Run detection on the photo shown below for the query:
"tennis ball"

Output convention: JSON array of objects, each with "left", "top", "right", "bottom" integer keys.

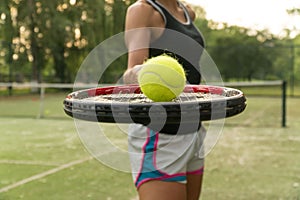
[{"left": 138, "top": 54, "right": 186, "bottom": 102}]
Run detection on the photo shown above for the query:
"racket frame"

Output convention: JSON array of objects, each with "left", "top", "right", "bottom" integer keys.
[{"left": 63, "top": 84, "right": 246, "bottom": 125}]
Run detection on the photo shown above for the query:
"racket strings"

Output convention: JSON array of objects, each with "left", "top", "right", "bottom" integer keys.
[
  {"left": 71, "top": 85, "right": 240, "bottom": 104},
  {"left": 63, "top": 85, "right": 247, "bottom": 125},
  {"left": 78, "top": 91, "right": 229, "bottom": 104}
]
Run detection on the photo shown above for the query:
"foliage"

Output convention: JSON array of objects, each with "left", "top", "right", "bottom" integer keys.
[
  {"left": 0, "top": 0, "right": 134, "bottom": 83},
  {"left": 193, "top": 5, "right": 299, "bottom": 83},
  {"left": 0, "top": 0, "right": 299, "bottom": 84}
]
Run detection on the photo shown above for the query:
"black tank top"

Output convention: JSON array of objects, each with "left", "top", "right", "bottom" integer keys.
[
  {"left": 146, "top": 0, "right": 205, "bottom": 84},
  {"left": 144, "top": 0, "right": 205, "bottom": 134}
]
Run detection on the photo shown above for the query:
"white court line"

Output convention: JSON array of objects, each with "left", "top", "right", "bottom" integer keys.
[
  {"left": 0, "top": 160, "right": 60, "bottom": 167},
  {"left": 0, "top": 156, "right": 93, "bottom": 193}
]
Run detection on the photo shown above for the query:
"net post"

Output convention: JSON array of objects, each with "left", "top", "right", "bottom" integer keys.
[
  {"left": 281, "top": 80, "right": 287, "bottom": 127},
  {"left": 38, "top": 86, "right": 45, "bottom": 119},
  {"left": 8, "top": 84, "right": 13, "bottom": 96}
]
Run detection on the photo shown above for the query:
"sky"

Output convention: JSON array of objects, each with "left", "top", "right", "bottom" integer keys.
[{"left": 185, "top": 0, "right": 300, "bottom": 37}]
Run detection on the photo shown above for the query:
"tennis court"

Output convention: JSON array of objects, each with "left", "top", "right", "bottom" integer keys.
[{"left": 0, "top": 91, "right": 299, "bottom": 199}]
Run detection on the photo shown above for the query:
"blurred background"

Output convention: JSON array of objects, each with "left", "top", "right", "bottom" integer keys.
[
  {"left": 0, "top": 0, "right": 299, "bottom": 91},
  {"left": 0, "top": 1, "right": 299, "bottom": 200}
]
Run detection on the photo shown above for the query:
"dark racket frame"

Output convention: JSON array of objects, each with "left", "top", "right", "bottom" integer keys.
[{"left": 63, "top": 84, "right": 246, "bottom": 134}]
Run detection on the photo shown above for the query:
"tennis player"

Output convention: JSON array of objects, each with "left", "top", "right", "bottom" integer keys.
[{"left": 123, "top": 0, "right": 206, "bottom": 199}]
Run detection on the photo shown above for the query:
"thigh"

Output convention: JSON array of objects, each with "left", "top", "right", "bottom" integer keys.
[
  {"left": 186, "top": 173, "right": 203, "bottom": 200},
  {"left": 138, "top": 180, "right": 187, "bottom": 200},
  {"left": 186, "top": 127, "right": 206, "bottom": 200}
]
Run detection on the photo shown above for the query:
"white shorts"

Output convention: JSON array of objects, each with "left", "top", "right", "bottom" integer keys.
[{"left": 128, "top": 124, "right": 206, "bottom": 188}]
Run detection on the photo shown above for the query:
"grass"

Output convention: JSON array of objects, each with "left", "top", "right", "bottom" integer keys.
[
  {"left": 0, "top": 160, "right": 135, "bottom": 200},
  {"left": 234, "top": 85, "right": 300, "bottom": 97},
  {"left": 0, "top": 92, "right": 300, "bottom": 199},
  {"left": 202, "top": 97, "right": 300, "bottom": 199}
]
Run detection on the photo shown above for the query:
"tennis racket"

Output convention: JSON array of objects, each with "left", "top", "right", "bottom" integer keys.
[{"left": 63, "top": 84, "right": 246, "bottom": 134}]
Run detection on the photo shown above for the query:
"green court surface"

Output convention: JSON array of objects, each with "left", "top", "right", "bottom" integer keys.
[{"left": 0, "top": 93, "right": 299, "bottom": 199}]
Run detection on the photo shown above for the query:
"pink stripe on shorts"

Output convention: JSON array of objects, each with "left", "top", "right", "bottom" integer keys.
[{"left": 128, "top": 124, "right": 206, "bottom": 188}]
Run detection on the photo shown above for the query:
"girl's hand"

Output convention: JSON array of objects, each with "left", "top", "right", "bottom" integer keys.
[{"left": 123, "top": 65, "right": 143, "bottom": 84}]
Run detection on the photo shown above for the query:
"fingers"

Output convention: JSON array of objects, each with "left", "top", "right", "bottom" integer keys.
[
  {"left": 132, "top": 65, "right": 143, "bottom": 73},
  {"left": 123, "top": 65, "right": 143, "bottom": 84}
]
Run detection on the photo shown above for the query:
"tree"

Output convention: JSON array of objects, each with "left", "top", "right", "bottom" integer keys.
[
  {"left": 207, "top": 25, "right": 274, "bottom": 81},
  {"left": 0, "top": 0, "right": 16, "bottom": 83},
  {"left": 1, "top": 1, "right": 296, "bottom": 85}
]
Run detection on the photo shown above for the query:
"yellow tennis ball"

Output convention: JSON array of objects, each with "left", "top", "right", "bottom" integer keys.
[{"left": 138, "top": 54, "right": 186, "bottom": 102}]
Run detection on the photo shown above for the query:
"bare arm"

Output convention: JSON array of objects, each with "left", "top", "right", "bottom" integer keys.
[{"left": 123, "top": 1, "right": 155, "bottom": 84}]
